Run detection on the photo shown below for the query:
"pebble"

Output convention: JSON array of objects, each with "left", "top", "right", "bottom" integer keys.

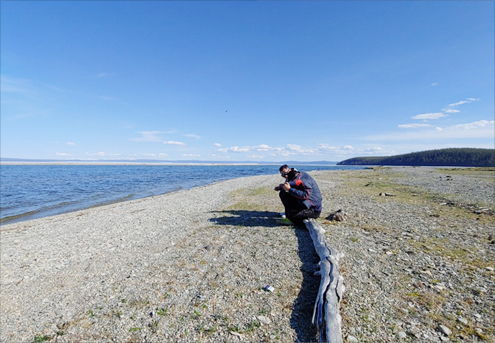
[
  {"left": 439, "top": 325, "right": 452, "bottom": 336},
  {"left": 256, "top": 315, "right": 271, "bottom": 325}
]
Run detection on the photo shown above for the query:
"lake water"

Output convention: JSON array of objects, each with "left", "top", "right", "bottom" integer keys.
[{"left": 0, "top": 164, "right": 363, "bottom": 225}]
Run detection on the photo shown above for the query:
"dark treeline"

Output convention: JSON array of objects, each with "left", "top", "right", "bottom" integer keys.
[{"left": 337, "top": 148, "right": 495, "bottom": 167}]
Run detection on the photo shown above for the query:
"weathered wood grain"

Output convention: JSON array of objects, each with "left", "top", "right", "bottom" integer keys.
[{"left": 304, "top": 218, "right": 345, "bottom": 343}]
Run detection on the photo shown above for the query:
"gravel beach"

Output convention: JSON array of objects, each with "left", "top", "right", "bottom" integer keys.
[{"left": 1, "top": 167, "right": 494, "bottom": 343}]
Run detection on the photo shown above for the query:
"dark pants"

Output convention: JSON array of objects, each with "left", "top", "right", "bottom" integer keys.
[{"left": 279, "top": 191, "right": 321, "bottom": 226}]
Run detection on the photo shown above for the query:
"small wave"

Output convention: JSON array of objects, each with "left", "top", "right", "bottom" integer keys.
[
  {"left": 0, "top": 210, "right": 40, "bottom": 225},
  {"left": 87, "top": 194, "right": 135, "bottom": 209},
  {"left": 1, "top": 194, "right": 136, "bottom": 225},
  {"left": 166, "top": 186, "right": 183, "bottom": 194}
]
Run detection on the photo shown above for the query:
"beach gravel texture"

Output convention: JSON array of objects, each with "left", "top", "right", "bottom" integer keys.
[{"left": 1, "top": 167, "right": 494, "bottom": 343}]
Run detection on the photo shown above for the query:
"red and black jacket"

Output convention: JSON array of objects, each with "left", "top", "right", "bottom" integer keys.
[{"left": 287, "top": 172, "right": 322, "bottom": 212}]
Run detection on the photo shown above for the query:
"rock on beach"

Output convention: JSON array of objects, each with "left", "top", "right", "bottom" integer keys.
[{"left": 1, "top": 167, "right": 494, "bottom": 342}]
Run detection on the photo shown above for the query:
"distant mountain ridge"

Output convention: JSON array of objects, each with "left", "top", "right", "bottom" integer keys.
[{"left": 337, "top": 148, "right": 495, "bottom": 167}]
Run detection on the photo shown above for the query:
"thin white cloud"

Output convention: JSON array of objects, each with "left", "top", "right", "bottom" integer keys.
[
  {"left": 447, "top": 98, "right": 480, "bottom": 107},
  {"left": 317, "top": 144, "right": 339, "bottom": 151},
  {"left": 365, "top": 147, "right": 382, "bottom": 152},
  {"left": 219, "top": 146, "right": 250, "bottom": 153},
  {"left": 185, "top": 134, "right": 201, "bottom": 140},
  {"left": 217, "top": 143, "right": 359, "bottom": 158},
  {"left": 183, "top": 154, "right": 201, "bottom": 157},
  {"left": 218, "top": 144, "right": 281, "bottom": 153},
  {"left": 82, "top": 152, "right": 124, "bottom": 158},
  {"left": 66, "top": 142, "right": 76, "bottom": 145},
  {"left": 409, "top": 98, "right": 482, "bottom": 122},
  {"left": 412, "top": 112, "right": 447, "bottom": 120},
  {"left": 56, "top": 152, "right": 71, "bottom": 156},
  {"left": 1, "top": 75, "right": 30, "bottom": 93},
  {"left": 431, "top": 83, "right": 438, "bottom": 86},
  {"left": 256, "top": 144, "right": 278, "bottom": 152},
  {"left": 214, "top": 143, "right": 222, "bottom": 147},
  {"left": 365, "top": 120, "right": 495, "bottom": 141},
  {"left": 130, "top": 131, "right": 164, "bottom": 142},
  {"left": 398, "top": 124, "right": 432, "bottom": 129},
  {"left": 286, "top": 144, "right": 315, "bottom": 154},
  {"left": 448, "top": 101, "right": 469, "bottom": 107},
  {"left": 451, "top": 120, "right": 494, "bottom": 130},
  {"left": 163, "top": 140, "right": 186, "bottom": 145}
]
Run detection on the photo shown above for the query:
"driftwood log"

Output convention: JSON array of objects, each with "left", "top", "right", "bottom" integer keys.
[{"left": 304, "top": 218, "right": 345, "bottom": 343}]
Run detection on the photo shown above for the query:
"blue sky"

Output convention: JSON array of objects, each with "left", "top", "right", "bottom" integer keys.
[{"left": 1, "top": 1, "right": 494, "bottom": 162}]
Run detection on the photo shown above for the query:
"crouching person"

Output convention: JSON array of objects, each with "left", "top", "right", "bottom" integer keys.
[{"left": 274, "top": 164, "right": 322, "bottom": 227}]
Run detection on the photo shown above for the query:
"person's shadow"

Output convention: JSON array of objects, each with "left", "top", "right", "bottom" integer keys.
[
  {"left": 290, "top": 228, "right": 320, "bottom": 342},
  {"left": 209, "top": 210, "right": 320, "bottom": 342},
  {"left": 209, "top": 210, "right": 281, "bottom": 227}
]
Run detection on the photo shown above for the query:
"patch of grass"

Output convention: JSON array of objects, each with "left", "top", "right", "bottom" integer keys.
[
  {"left": 227, "top": 186, "right": 277, "bottom": 212},
  {"left": 229, "top": 325, "right": 242, "bottom": 333},
  {"left": 435, "top": 167, "right": 495, "bottom": 178},
  {"left": 150, "top": 320, "right": 159, "bottom": 331},
  {"left": 246, "top": 187, "right": 274, "bottom": 197},
  {"left": 199, "top": 325, "right": 218, "bottom": 334},
  {"left": 156, "top": 307, "right": 168, "bottom": 316},
  {"left": 339, "top": 169, "right": 442, "bottom": 205},
  {"left": 408, "top": 237, "right": 491, "bottom": 270},
  {"left": 360, "top": 224, "right": 390, "bottom": 233},
  {"left": 227, "top": 201, "right": 267, "bottom": 211},
  {"left": 432, "top": 201, "right": 494, "bottom": 225},
  {"left": 87, "top": 310, "right": 95, "bottom": 319},
  {"left": 33, "top": 336, "right": 51, "bottom": 343},
  {"left": 407, "top": 290, "right": 445, "bottom": 311},
  {"left": 128, "top": 296, "right": 150, "bottom": 308},
  {"left": 245, "top": 320, "right": 261, "bottom": 332}
]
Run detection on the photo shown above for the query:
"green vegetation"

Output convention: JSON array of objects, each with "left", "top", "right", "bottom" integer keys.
[
  {"left": 156, "top": 307, "right": 168, "bottom": 316},
  {"left": 227, "top": 186, "right": 276, "bottom": 212},
  {"left": 337, "top": 148, "right": 495, "bottom": 167},
  {"left": 33, "top": 336, "right": 51, "bottom": 343}
]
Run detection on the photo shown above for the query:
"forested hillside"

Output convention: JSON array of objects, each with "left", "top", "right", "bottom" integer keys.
[{"left": 337, "top": 148, "right": 495, "bottom": 167}]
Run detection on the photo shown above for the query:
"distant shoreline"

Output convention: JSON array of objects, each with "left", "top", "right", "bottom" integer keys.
[
  {"left": 0, "top": 161, "right": 341, "bottom": 167},
  {"left": 0, "top": 161, "right": 273, "bottom": 166},
  {"left": 0, "top": 158, "right": 338, "bottom": 166}
]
